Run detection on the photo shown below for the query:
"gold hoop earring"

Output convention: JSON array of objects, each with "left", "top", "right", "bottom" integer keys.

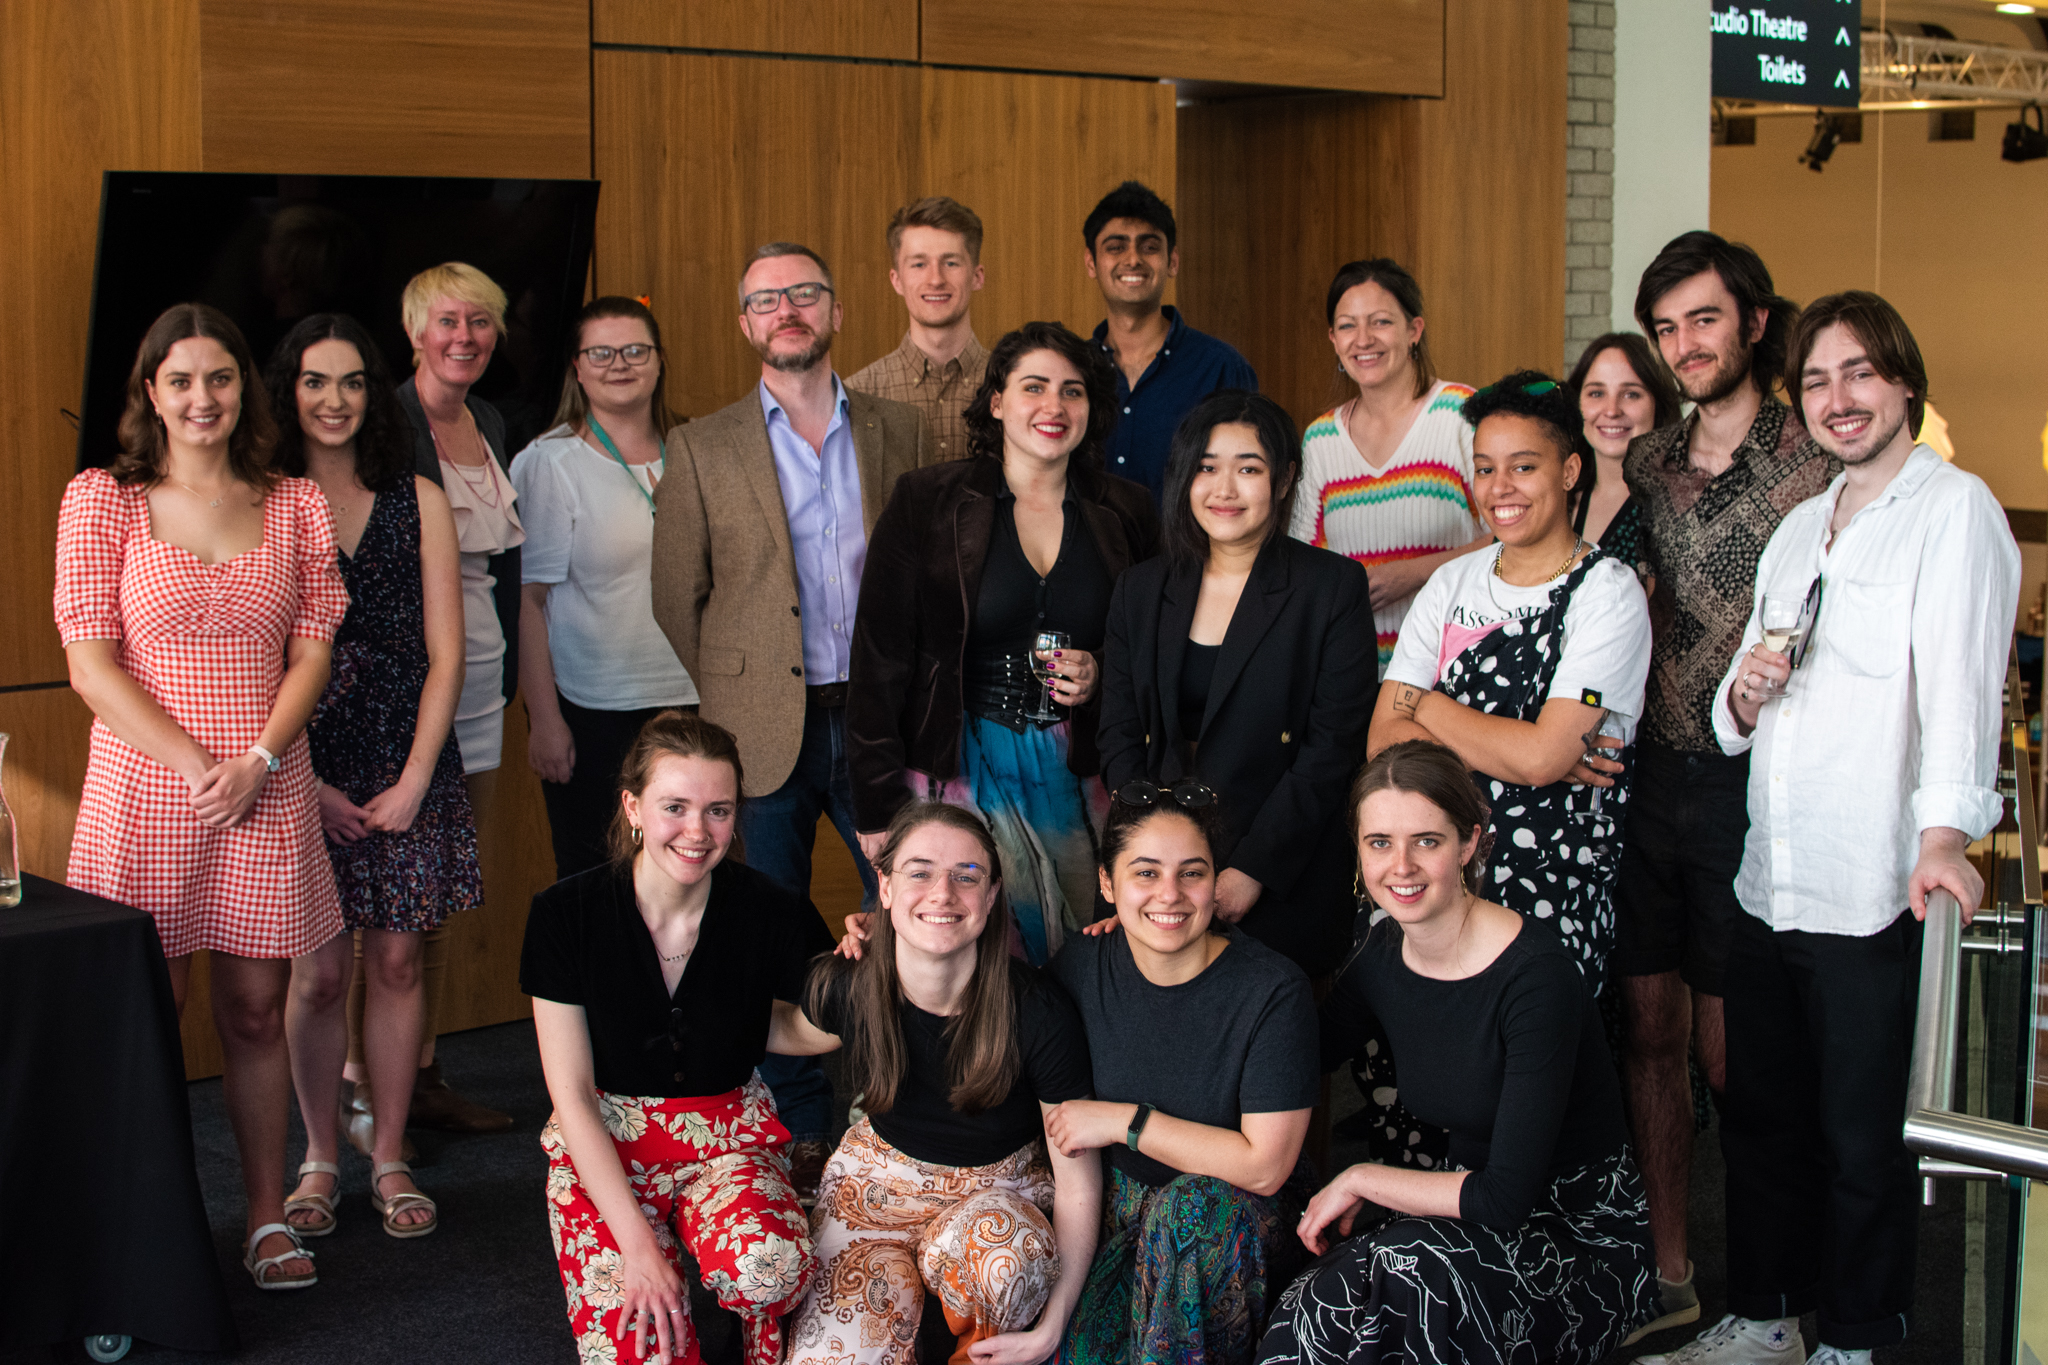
[{"left": 630, "top": 824, "right": 644, "bottom": 846}]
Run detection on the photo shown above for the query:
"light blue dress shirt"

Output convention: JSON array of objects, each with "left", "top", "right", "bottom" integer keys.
[{"left": 760, "top": 377, "right": 866, "bottom": 684}]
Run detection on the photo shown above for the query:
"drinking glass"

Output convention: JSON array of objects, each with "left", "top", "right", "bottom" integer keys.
[
  {"left": 1752, "top": 592, "right": 1807, "bottom": 699},
  {"left": 1028, "top": 631, "right": 1071, "bottom": 725},
  {"left": 1586, "top": 713, "right": 1628, "bottom": 817},
  {"left": 0, "top": 733, "right": 19, "bottom": 908}
]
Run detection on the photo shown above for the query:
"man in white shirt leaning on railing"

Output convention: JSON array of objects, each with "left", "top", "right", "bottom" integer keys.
[{"left": 1638, "top": 292, "right": 2020, "bottom": 1365}]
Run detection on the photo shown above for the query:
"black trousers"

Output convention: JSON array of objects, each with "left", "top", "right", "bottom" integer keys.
[
  {"left": 538, "top": 694, "right": 690, "bottom": 880},
  {"left": 1721, "top": 906, "right": 1921, "bottom": 1350}
]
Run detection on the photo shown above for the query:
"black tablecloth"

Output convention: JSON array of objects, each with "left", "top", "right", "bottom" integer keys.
[{"left": 0, "top": 874, "right": 237, "bottom": 1352}]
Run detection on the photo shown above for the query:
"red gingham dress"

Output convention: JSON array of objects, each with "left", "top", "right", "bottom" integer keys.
[{"left": 55, "top": 469, "right": 351, "bottom": 959}]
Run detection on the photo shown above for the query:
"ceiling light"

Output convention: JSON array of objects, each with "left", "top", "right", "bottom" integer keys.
[{"left": 1997, "top": 3, "right": 2035, "bottom": 14}]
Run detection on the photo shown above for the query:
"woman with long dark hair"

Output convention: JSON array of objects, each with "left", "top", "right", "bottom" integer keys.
[
  {"left": 57, "top": 303, "right": 349, "bottom": 1288},
  {"left": 521, "top": 711, "right": 830, "bottom": 1365},
  {"left": 1564, "top": 332, "right": 1682, "bottom": 582},
  {"left": 1257, "top": 741, "right": 1654, "bottom": 1364},
  {"left": 1289, "top": 259, "right": 1492, "bottom": 672},
  {"left": 848, "top": 321, "right": 1157, "bottom": 963},
  {"left": 268, "top": 313, "right": 480, "bottom": 1241},
  {"left": 1096, "top": 390, "right": 1374, "bottom": 977},
  {"left": 513, "top": 295, "right": 697, "bottom": 879},
  {"left": 776, "top": 801, "right": 1101, "bottom": 1365}
]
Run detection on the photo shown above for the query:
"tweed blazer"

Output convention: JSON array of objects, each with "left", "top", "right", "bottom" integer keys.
[{"left": 649, "top": 382, "right": 932, "bottom": 796}]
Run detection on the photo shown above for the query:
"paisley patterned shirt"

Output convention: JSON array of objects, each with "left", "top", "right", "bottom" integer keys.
[{"left": 1624, "top": 397, "right": 1837, "bottom": 753}]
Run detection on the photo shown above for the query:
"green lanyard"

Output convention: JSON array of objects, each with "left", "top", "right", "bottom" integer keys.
[{"left": 586, "top": 413, "right": 662, "bottom": 515}]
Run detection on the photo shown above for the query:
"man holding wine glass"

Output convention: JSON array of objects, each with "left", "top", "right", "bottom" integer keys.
[{"left": 1665, "top": 292, "right": 2019, "bottom": 1365}]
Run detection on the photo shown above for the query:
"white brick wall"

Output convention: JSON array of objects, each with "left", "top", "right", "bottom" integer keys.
[{"left": 1565, "top": 2, "right": 1617, "bottom": 371}]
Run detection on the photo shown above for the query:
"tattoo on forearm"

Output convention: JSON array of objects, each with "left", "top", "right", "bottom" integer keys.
[{"left": 1393, "top": 684, "right": 1423, "bottom": 720}]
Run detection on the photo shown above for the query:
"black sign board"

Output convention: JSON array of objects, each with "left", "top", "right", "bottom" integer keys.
[{"left": 1712, "top": 1, "right": 1861, "bottom": 107}]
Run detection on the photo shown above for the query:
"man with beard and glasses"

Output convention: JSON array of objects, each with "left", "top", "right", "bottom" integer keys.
[
  {"left": 1647, "top": 295, "right": 2018, "bottom": 1365},
  {"left": 1610, "top": 232, "right": 1838, "bottom": 1346},
  {"left": 1083, "top": 180, "right": 1257, "bottom": 501},
  {"left": 650, "top": 241, "right": 935, "bottom": 1201}
]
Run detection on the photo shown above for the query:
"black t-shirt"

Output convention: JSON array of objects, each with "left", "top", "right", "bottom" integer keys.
[
  {"left": 1321, "top": 917, "right": 1629, "bottom": 1231},
  {"left": 965, "top": 483, "right": 1114, "bottom": 656},
  {"left": 519, "top": 860, "right": 833, "bottom": 1098},
  {"left": 804, "top": 958, "right": 1093, "bottom": 1168},
  {"left": 1050, "top": 927, "right": 1318, "bottom": 1187}
]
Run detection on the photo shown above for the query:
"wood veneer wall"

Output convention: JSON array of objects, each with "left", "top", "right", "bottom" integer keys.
[{"left": 1177, "top": 0, "right": 1569, "bottom": 431}]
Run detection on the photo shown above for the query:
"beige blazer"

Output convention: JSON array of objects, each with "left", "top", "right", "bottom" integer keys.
[{"left": 650, "top": 382, "right": 933, "bottom": 796}]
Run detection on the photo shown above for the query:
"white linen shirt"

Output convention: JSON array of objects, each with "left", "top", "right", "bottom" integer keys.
[
  {"left": 511, "top": 425, "right": 698, "bottom": 711},
  {"left": 1711, "top": 444, "right": 2019, "bottom": 935}
]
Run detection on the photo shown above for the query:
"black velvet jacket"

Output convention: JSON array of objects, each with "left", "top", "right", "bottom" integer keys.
[
  {"left": 1097, "top": 534, "right": 1375, "bottom": 975},
  {"left": 847, "top": 455, "right": 1158, "bottom": 832}
]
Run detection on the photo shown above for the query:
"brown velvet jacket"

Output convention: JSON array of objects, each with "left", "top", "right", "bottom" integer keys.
[{"left": 846, "top": 454, "right": 1158, "bottom": 832}]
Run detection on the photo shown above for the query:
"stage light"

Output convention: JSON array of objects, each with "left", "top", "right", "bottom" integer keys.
[
  {"left": 1799, "top": 109, "right": 1842, "bottom": 171},
  {"left": 2004, "top": 105, "right": 2048, "bottom": 161},
  {"left": 1996, "top": 4, "right": 2035, "bottom": 15}
]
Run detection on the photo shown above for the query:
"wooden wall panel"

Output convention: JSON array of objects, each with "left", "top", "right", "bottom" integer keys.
[
  {"left": 921, "top": 0, "right": 1443, "bottom": 98},
  {"left": 1177, "top": 0, "right": 1565, "bottom": 433},
  {"left": 917, "top": 68, "right": 1178, "bottom": 344},
  {"left": 595, "top": 0, "right": 917, "bottom": 61},
  {"left": 0, "top": 0, "right": 203, "bottom": 688},
  {"left": 198, "top": 0, "right": 590, "bottom": 177},
  {"left": 0, "top": 688, "right": 94, "bottom": 881}
]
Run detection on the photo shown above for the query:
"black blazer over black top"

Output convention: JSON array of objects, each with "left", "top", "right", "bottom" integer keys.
[
  {"left": 397, "top": 376, "right": 520, "bottom": 704},
  {"left": 1098, "top": 533, "right": 1375, "bottom": 975},
  {"left": 847, "top": 455, "right": 1158, "bottom": 833}
]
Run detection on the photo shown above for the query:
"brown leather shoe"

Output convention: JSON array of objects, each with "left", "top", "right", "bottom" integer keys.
[
  {"left": 786, "top": 1140, "right": 830, "bottom": 1207},
  {"left": 408, "top": 1062, "right": 514, "bottom": 1133},
  {"left": 342, "top": 1082, "right": 418, "bottom": 1163}
]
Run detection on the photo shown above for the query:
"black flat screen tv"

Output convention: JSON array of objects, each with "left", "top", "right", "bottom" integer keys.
[{"left": 79, "top": 171, "right": 600, "bottom": 471}]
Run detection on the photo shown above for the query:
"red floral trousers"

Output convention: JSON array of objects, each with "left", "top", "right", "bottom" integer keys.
[{"left": 543, "top": 1075, "right": 816, "bottom": 1365}]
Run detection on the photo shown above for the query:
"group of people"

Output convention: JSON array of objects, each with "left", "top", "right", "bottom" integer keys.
[{"left": 53, "top": 172, "right": 2020, "bottom": 1365}]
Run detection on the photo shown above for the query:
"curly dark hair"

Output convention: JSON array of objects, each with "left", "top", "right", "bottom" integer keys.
[
  {"left": 265, "top": 313, "right": 415, "bottom": 491},
  {"left": 962, "top": 322, "right": 1117, "bottom": 468},
  {"left": 1460, "top": 369, "right": 1591, "bottom": 468},
  {"left": 111, "top": 303, "right": 279, "bottom": 488},
  {"left": 1083, "top": 180, "right": 1176, "bottom": 254}
]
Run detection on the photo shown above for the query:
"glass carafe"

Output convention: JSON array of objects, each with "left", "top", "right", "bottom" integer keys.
[{"left": 0, "top": 733, "right": 19, "bottom": 907}]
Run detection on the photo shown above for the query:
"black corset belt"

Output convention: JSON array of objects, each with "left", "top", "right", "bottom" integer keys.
[{"left": 962, "top": 652, "right": 1059, "bottom": 733}]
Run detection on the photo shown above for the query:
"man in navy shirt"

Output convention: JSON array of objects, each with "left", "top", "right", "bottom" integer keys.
[{"left": 1083, "top": 180, "right": 1258, "bottom": 500}]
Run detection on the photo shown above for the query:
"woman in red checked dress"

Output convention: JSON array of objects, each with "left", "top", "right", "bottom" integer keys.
[{"left": 56, "top": 303, "right": 350, "bottom": 1292}]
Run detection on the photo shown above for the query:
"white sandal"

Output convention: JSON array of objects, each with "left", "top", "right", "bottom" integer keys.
[
  {"left": 243, "top": 1222, "right": 317, "bottom": 1290},
  {"left": 283, "top": 1161, "right": 339, "bottom": 1237},
  {"left": 369, "top": 1160, "right": 439, "bottom": 1239}
]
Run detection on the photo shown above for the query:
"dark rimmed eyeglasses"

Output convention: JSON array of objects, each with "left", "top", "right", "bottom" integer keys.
[
  {"left": 742, "top": 283, "right": 834, "bottom": 315},
  {"left": 1113, "top": 779, "right": 1218, "bottom": 810},
  {"left": 577, "top": 343, "right": 660, "bottom": 368}
]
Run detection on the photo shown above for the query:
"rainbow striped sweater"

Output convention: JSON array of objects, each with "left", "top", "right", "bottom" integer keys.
[{"left": 1286, "top": 380, "right": 1478, "bottom": 669}]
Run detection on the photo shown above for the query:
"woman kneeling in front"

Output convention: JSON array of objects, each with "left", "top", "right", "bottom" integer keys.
[
  {"left": 1257, "top": 740, "right": 1654, "bottom": 1365},
  {"left": 777, "top": 802, "right": 1101, "bottom": 1365},
  {"left": 521, "top": 713, "right": 829, "bottom": 1365},
  {"left": 1049, "top": 786, "right": 1320, "bottom": 1365}
]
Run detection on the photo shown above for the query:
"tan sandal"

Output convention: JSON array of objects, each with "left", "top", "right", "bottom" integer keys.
[
  {"left": 370, "top": 1160, "right": 438, "bottom": 1239},
  {"left": 283, "top": 1161, "right": 339, "bottom": 1237},
  {"left": 243, "top": 1222, "right": 317, "bottom": 1290}
]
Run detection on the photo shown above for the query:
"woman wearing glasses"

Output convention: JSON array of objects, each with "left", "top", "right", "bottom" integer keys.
[
  {"left": 1096, "top": 390, "right": 1375, "bottom": 979},
  {"left": 847, "top": 321, "right": 1157, "bottom": 964},
  {"left": 776, "top": 801, "right": 1101, "bottom": 1365},
  {"left": 1361, "top": 373, "right": 1651, "bottom": 1168},
  {"left": 522, "top": 711, "right": 830, "bottom": 1365},
  {"left": 1047, "top": 783, "right": 1318, "bottom": 1365},
  {"left": 513, "top": 296, "right": 698, "bottom": 877}
]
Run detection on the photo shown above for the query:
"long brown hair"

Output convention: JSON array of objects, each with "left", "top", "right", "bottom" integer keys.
[
  {"left": 552, "top": 295, "right": 684, "bottom": 437},
  {"left": 1350, "top": 740, "right": 1494, "bottom": 893},
  {"left": 112, "top": 303, "right": 279, "bottom": 489},
  {"left": 608, "top": 711, "right": 747, "bottom": 865},
  {"left": 803, "top": 803, "right": 1020, "bottom": 1116}
]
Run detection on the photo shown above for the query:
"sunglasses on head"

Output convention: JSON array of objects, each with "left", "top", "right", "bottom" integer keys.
[{"left": 1113, "top": 779, "right": 1217, "bottom": 810}]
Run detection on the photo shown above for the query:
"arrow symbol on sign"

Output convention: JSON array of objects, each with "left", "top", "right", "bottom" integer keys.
[
  {"left": 1835, "top": 68, "right": 1851, "bottom": 88},
  {"left": 1836, "top": 26, "right": 1852, "bottom": 44}
]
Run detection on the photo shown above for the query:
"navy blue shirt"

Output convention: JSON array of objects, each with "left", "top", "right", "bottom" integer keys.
[{"left": 1092, "top": 307, "right": 1258, "bottom": 500}]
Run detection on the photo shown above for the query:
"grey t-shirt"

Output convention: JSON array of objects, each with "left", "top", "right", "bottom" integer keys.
[{"left": 1050, "top": 926, "right": 1319, "bottom": 1186}]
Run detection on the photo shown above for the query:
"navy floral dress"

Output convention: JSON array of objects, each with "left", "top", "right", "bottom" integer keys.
[
  {"left": 1355, "top": 553, "right": 1636, "bottom": 1170},
  {"left": 309, "top": 476, "right": 483, "bottom": 932}
]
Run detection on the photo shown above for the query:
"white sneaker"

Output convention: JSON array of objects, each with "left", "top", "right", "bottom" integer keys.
[
  {"left": 1635, "top": 1314, "right": 1805, "bottom": 1364},
  {"left": 1806, "top": 1348, "right": 1870, "bottom": 1365}
]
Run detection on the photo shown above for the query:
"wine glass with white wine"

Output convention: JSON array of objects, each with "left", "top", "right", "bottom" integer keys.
[
  {"left": 1752, "top": 592, "right": 1807, "bottom": 699},
  {"left": 1027, "top": 631, "right": 1071, "bottom": 725}
]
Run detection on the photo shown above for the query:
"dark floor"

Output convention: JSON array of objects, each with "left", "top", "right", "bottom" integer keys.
[{"left": 3, "top": 1021, "right": 1977, "bottom": 1364}]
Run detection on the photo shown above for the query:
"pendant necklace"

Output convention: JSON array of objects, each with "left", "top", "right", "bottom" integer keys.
[{"left": 176, "top": 479, "right": 227, "bottom": 508}]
